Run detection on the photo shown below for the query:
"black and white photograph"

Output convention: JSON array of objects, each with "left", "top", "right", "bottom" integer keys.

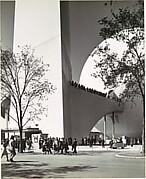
[{"left": 1, "top": 0, "right": 145, "bottom": 178}]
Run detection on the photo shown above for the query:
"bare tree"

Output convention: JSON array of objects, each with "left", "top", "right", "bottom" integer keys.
[
  {"left": 1, "top": 45, "right": 56, "bottom": 152},
  {"left": 92, "top": 1, "right": 145, "bottom": 154}
]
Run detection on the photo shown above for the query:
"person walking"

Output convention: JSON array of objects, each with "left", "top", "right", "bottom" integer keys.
[
  {"left": 46, "top": 138, "right": 52, "bottom": 154},
  {"left": 1, "top": 138, "right": 9, "bottom": 161},
  {"left": 42, "top": 139, "right": 47, "bottom": 154},
  {"left": 53, "top": 137, "right": 59, "bottom": 154},
  {"left": 9, "top": 135, "right": 16, "bottom": 162},
  {"left": 27, "top": 138, "right": 33, "bottom": 150},
  {"left": 130, "top": 138, "right": 134, "bottom": 147},
  {"left": 81, "top": 137, "right": 84, "bottom": 146},
  {"left": 60, "top": 139, "right": 64, "bottom": 154},
  {"left": 109, "top": 139, "right": 113, "bottom": 148},
  {"left": 101, "top": 139, "right": 105, "bottom": 148},
  {"left": 39, "top": 138, "right": 44, "bottom": 149},
  {"left": 72, "top": 138, "right": 77, "bottom": 153},
  {"left": 64, "top": 139, "right": 69, "bottom": 154}
]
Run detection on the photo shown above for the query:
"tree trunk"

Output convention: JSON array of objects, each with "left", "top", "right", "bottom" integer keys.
[
  {"left": 19, "top": 109, "right": 23, "bottom": 153},
  {"left": 19, "top": 126, "right": 23, "bottom": 153}
]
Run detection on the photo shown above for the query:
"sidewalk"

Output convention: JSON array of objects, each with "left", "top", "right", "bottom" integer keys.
[
  {"left": 1, "top": 144, "right": 144, "bottom": 158},
  {"left": 77, "top": 145, "right": 145, "bottom": 158},
  {"left": 77, "top": 144, "right": 142, "bottom": 152},
  {"left": 1, "top": 145, "right": 145, "bottom": 178},
  {"left": 25, "top": 144, "right": 144, "bottom": 158}
]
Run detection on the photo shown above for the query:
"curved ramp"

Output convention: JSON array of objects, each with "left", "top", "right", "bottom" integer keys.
[{"left": 66, "top": 86, "right": 124, "bottom": 140}]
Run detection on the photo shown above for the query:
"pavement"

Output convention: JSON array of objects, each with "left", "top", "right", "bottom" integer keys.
[
  {"left": 1, "top": 145, "right": 145, "bottom": 178},
  {"left": 28, "top": 144, "right": 145, "bottom": 158}
]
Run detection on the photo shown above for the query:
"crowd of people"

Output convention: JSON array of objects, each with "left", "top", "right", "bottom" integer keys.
[
  {"left": 70, "top": 81, "right": 106, "bottom": 97},
  {"left": 81, "top": 136, "right": 105, "bottom": 148},
  {"left": 70, "top": 81, "right": 123, "bottom": 103},
  {"left": 39, "top": 137, "right": 77, "bottom": 155},
  {"left": 1, "top": 136, "right": 78, "bottom": 162},
  {"left": 80, "top": 135, "right": 142, "bottom": 148},
  {"left": 81, "top": 136, "right": 97, "bottom": 146},
  {"left": 1, "top": 136, "right": 34, "bottom": 162},
  {"left": 1, "top": 135, "right": 16, "bottom": 162},
  {"left": 13, "top": 138, "right": 33, "bottom": 152},
  {"left": 1, "top": 134, "right": 142, "bottom": 162}
]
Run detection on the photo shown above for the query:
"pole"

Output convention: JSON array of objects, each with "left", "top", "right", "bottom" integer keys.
[
  {"left": 104, "top": 115, "right": 106, "bottom": 142},
  {"left": 5, "top": 109, "right": 9, "bottom": 139},
  {"left": 112, "top": 112, "right": 115, "bottom": 140}
]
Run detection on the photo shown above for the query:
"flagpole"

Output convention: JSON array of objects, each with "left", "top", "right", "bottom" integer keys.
[{"left": 6, "top": 109, "right": 9, "bottom": 139}]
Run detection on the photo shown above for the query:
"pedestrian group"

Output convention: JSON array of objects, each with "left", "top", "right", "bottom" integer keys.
[
  {"left": 1, "top": 135, "right": 16, "bottom": 162},
  {"left": 39, "top": 137, "right": 77, "bottom": 155},
  {"left": 1, "top": 136, "right": 78, "bottom": 162}
]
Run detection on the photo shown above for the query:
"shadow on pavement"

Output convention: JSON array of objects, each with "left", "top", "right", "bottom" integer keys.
[{"left": 1, "top": 162, "right": 97, "bottom": 178}]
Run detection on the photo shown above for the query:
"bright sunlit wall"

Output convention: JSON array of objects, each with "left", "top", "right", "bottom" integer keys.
[{"left": 13, "top": 0, "right": 64, "bottom": 137}]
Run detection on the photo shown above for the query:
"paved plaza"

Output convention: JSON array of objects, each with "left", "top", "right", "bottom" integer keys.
[{"left": 1, "top": 145, "right": 145, "bottom": 178}]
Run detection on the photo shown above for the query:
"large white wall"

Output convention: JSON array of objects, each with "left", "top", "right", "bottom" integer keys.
[{"left": 13, "top": 0, "right": 64, "bottom": 137}]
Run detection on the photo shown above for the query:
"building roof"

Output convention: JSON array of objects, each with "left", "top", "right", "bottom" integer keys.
[{"left": 91, "top": 126, "right": 101, "bottom": 133}]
